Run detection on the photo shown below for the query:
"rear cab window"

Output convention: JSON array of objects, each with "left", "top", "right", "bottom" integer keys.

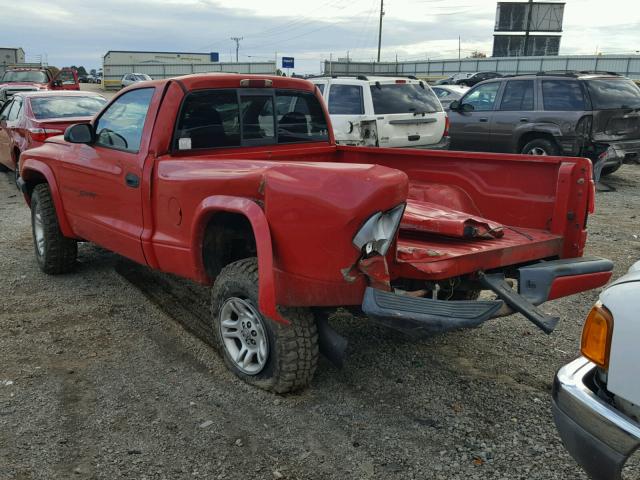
[
  {"left": 174, "top": 88, "right": 329, "bottom": 150},
  {"left": 370, "top": 82, "right": 442, "bottom": 114},
  {"left": 542, "top": 80, "right": 586, "bottom": 111}
]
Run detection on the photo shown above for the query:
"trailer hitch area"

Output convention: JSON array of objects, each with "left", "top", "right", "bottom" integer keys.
[{"left": 478, "top": 272, "right": 559, "bottom": 334}]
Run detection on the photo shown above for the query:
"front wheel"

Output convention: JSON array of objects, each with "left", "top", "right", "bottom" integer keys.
[
  {"left": 31, "top": 184, "right": 77, "bottom": 274},
  {"left": 211, "top": 258, "right": 319, "bottom": 393},
  {"left": 521, "top": 138, "right": 559, "bottom": 156}
]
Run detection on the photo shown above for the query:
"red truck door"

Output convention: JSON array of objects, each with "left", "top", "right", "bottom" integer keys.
[
  {"left": 57, "top": 88, "right": 156, "bottom": 263},
  {"left": 52, "top": 68, "right": 79, "bottom": 90}
]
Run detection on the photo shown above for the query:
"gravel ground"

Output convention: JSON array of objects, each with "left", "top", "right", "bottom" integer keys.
[{"left": 1, "top": 166, "right": 639, "bottom": 480}]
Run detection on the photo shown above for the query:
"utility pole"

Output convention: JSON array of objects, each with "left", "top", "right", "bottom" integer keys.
[
  {"left": 377, "top": 0, "right": 384, "bottom": 62},
  {"left": 523, "top": 0, "right": 533, "bottom": 56},
  {"left": 458, "top": 36, "right": 461, "bottom": 60},
  {"left": 230, "top": 37, "right": 243, "bottom": 62}
]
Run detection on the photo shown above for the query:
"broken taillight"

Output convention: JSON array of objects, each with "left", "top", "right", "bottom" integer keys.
[{"left": 27, "top": 127, "right": 63, "bottom": 142}]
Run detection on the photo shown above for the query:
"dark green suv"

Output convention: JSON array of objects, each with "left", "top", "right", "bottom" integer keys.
[{"left": 448, "top": 72, "right": 640, "bottom": 177}]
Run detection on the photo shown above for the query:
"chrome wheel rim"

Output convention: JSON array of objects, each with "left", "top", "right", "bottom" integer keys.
[
  {"left": 219, "top": 297, "right": 269, "bottom": 375},
  {"left": 33, "top": 202, "right": 45, "bottom": 256},
  {"left": 527, "top": 147, "right": 548, "bottom": 156}
]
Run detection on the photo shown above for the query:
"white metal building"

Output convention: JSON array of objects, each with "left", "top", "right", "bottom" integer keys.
[
  {"left": 0, "top": 47, "right": 25, "bottom": 75},
  {"left": 102, "top": 50, "right": 276, "bottom": 89}
]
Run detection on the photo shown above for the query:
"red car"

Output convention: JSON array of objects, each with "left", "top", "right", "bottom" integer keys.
[
  {"left": 0, "top": 67, "right": 80, "bottom": 105},
  {"left": 0, "top": 91, "right": 106, "bottom": 185},
  {"left": 18, "top": 74, "right": 612, "bottom": 393}
]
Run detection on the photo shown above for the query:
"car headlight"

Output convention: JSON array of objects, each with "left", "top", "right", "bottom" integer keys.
[{"left": 352, "top": 204, "right": 405, "bottom": 257}]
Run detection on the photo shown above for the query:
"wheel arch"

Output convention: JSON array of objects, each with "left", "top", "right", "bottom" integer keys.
[
  {"left": 191, "top": 195, "right": 284, "bottom": 324},
  {"left": 20, "top": 159, "right": 76, "bottom": 238},
  {"left": 517, "top": 128, "right": 561, "bottom": 153}
]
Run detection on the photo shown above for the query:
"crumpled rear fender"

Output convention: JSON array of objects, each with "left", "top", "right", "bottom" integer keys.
[{"left": 191, "top": 195, "right": 284, "bottom": 324}]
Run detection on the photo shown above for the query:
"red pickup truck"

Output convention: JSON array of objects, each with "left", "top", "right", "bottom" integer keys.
[{"left": 17, "top": 74, "right": 613, "bottom": 393}]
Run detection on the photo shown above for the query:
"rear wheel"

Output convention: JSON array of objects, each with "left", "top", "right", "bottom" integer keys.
[
  {"left": 211, "top": 258, "right": 319, "bottom": 393},
  {"left": 30, "top": 184, "right": 77, "bottom": 274},
  {"left": 14, "top": 153, "right": 20, "bottom": 189},
  {"left": 521, "top": 138, "right": 559, "bottom": 156},
  {"left": 601, "top": 163, "right": 622, "bottom": 176}
]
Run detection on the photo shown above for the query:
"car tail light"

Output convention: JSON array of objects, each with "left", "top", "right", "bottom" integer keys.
[
  {"left": 581, "top": 302, "right": 614, "bottom": 369},
  {"left": 240, "top": 79, "right": 273, "bottom": 88},
  {"left": 27, "top": 127, "right": 63, "bottom": 142},
  {"left": 444, "top": 115, "right": 450, "bottom": 137},
  {"left": 395, "top": 79, "right": 406, "bottom": 84}
]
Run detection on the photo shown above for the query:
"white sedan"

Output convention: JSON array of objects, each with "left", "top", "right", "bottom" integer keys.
[
  {"left": 553, "top": 261, "right": 640, "bottom": 479},
  {"left": 121, "top": 73, "right": 152, "bottom": 88}
]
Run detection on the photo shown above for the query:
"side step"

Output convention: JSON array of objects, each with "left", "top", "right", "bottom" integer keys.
[{"left": 362, "top": 287, "right": 503, "bottom": 335}]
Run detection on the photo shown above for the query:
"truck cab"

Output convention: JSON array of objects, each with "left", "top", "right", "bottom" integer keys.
[{"left": 0, "top": 67, "right": 79, "bottom": 106}]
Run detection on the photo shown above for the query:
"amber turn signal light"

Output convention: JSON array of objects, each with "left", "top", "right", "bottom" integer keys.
[{"left": 581, "top": 302, "right": 614, "bottom": 369}]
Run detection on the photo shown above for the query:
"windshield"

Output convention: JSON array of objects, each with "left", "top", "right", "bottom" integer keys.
[
  {"left": 586, "top": 78, "right": 640, "bottom": 110},
  {"left": 133, "top": 74, "right": 151, "bottom": 81},
  {"left": 30, "top": 96, "right": 107, "bottom": 119},
  {"left": 1, "top": 70, "right": 48, "bottom": 83},
  {"left": 370, "top": 83, "right": 442, "bottom": 114}
]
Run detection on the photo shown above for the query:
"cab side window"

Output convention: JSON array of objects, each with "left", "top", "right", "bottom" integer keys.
[
  {"left": 95, "top": 88, "right": 154, "bottom": 152},
  {"left": 328, "top": 84, "right": 364, "bottom": 115}
]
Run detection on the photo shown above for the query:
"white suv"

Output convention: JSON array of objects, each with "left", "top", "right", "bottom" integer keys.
[
  {"left": 553, "top": 260, "right": 640, "bottom": 480},
  {"left": 310, "top": 75, "right": 449, "bottom": 149}
]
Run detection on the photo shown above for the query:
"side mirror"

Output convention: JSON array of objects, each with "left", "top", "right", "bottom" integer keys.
[
  {"left": 64, "top": 123, "right": 94, "bottom": 144},
  {"left": 461, "top": 103, "right": 475, "bottom": 113},
  {"left": 449, "top": 100, "right": 460, "bottom": 111},
  {"left": 52, "top": 79, "right": 62, "bottom": 88}
]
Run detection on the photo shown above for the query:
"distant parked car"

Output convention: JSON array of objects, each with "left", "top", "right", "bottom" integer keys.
[
  {"left": 121, "top": 73, "right": 152, "bottom": 88},
  {"left": 455, "top": 72, "right": 502, "bottom": 87},
  {"left": 0, "top": 91, "right": 106, "bottom": 186},
  {"left": 431, "top": 85, "right": 469, "bottom": 109},
  {"left": 447, "top": 72, "right": 640, "bottom": 177},
  {"left": 435, "top": 73, "right": 474, "bottom": 85},
  {"left": 553, "top": 260, "right": 640, "bottom": 480},
  {"left": 311, "top": 75, "right": 449, "bottom": 149}
]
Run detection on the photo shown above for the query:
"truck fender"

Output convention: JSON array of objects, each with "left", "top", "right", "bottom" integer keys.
[
  {"left": 20, "top": 159, "right": 76, "bottom": 239},
  {"left": 191, "top": 195, "right": 285, "bottom": 324}
]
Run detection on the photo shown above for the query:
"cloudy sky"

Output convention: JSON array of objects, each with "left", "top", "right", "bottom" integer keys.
[{"left": 3, "top": 0, "right": 639, "bottom": 73}]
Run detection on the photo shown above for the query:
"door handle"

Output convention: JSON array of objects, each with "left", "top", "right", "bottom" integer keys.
[
  {"left": 125, "top": 173, "right": 140, "bottom": 188},
  {"left": 479, "top": 117, "right": 488, "bottom": 122},
  {"left": 520, "top": 117, "right": 529, "bottom": 122}
]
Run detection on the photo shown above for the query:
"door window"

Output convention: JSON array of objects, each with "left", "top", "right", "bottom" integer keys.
[
  {"left": 499, "top": 80, "right": 534, "bottom": 111},
  {"left": 0, "top": 100, "right": 13, "bottom": 121},
  {"left": 328, "top": 84, "right": 364, "bottom": 115},
  {"left": 95, "top": 88, "right": 154, "bottom": 152},
  {"left": 7, "top": 98, "right": 22, "bottom": 121},
  {"left": 315, "top": 83, "right": 325, "bottom": 95},
  {"left": 57, "top": 69, "right": 76, "bottom": 85},
  {"left": 542, "top": 80, "right": 585, "bottom": 111},
  {"left": 462, "top": 83, "right": 501, "bottom": 111}
]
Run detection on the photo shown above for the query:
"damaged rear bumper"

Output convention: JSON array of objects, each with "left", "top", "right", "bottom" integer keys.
[{"left": 361, "top": 256, "right": 613, "bottom": 335}]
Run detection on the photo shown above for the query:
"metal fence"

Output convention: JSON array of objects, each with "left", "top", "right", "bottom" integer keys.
[
  {"left": 323, "top": 55, "right": 640, "bottom": 80},
  {"left": 102, "top": 62, "right": 277, "bottom": 89}
]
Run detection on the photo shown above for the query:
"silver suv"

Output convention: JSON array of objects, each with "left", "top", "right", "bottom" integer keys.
[{"left": 447, "top": 72, "right": 640, "bottom": 177}]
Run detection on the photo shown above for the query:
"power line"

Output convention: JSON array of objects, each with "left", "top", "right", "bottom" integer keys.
[{"left": 230, "top": 37, "right": 243, "bottom": 62}]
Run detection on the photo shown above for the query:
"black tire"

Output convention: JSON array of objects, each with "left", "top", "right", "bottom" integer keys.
[
  {"left": 31, "top": 183, "right": 77, "bottom": 274},
  {"left": 521, "top": 138, "right": 559, "bottom": 156},
  {"left": 14, "top": 153, "right": 20, "bottom": 189},
  {"left": 211, "top": 258, "right": 319, "bottom": 393},
  {"left": 601, "top": 163, "right": 622, "bottom": 176}
]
